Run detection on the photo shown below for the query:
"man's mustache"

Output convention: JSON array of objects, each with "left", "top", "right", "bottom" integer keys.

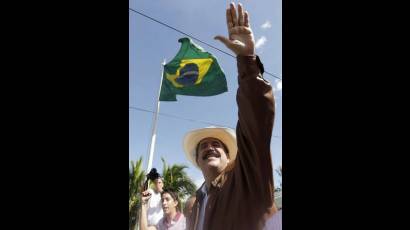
[{"left": 202, "top": 150, "right": 221, "bottom": 160}]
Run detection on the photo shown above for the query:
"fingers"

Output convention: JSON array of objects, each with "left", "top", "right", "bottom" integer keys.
[
  {"left": 229, "top": 26, "right": 251, "bottom": 36},
  {"left": 230, "top": 2, "right": 238, "bottom": 27},
  {"left": 244, "top": 11, "right": 249, "bottom": 27},
  {"left": 226, "top": 9, "right": 233, "bottom": 31},
  {"left": 237, "top": 26, "right": 252, "bottom": 35},
  {"left": 142, "top": 190, "right": 152, "bottom": 197},
  {"left": 238, "top": 3, "right": 244, "bottom": 26},
  {"left": 214, "top": 35, "right": 234, "bottom": 49}
]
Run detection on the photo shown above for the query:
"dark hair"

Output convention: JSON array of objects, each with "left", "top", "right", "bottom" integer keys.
[
  {"left": 161, "top": 189, "right": 179, "bottom": 203},
  {"left": 195, "top": 138, "right": 229, "bottom": 163},
  {"left": 147, "top": 168, "right": 161, "bottom": 181}
]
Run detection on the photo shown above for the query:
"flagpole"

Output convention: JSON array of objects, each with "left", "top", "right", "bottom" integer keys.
[{"left": 146, "top": 59, "right": 166, "bottom": 173}]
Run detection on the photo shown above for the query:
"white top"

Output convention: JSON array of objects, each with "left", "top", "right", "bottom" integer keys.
[
  {"left": 147, "top": 188, "right": 164, "bottom": 226},
  {"left": 156, "top": 212, "right": 186, "bottom": 230}
]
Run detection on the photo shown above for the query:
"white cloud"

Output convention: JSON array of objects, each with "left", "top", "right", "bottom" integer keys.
[
  {"left": 273, "top": 79, "right": 282, "bottom": 99},
  {"left": 255, "top": 36, "right": 267, "bottom": 49},
  {"left": 276, "top": 80, "right": 282, "bottom": 91},
  {"left": 261, "top": 20, "right": 272, "bottom": 29}
]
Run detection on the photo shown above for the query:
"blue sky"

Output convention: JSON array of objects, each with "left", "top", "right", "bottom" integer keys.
[{"left": 129, "top": 0, "right": 282, "bottom": 188}]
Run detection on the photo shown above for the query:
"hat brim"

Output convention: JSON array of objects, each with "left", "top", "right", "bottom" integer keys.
[{"left": 183, "top": 127, "right": 237, "bottom": 169}]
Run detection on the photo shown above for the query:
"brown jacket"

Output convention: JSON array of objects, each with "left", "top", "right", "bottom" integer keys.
[{"left": 188, "top": 55, "right": 277, "bottom": 230}]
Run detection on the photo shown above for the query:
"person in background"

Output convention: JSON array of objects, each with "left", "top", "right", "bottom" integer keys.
[{"left": 140, "top": 189, "right": 186, "bottom": 230}]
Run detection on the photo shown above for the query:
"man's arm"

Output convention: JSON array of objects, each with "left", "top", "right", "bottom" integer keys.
[
  {"left": 215, "top": 2, "right": 275, "bottom": 207},
  {"left": 140, "top": 191, "right": 157, "bottom": 230},
  {"left": 235, "top": 55, "right": 275, "bottom": 201}
]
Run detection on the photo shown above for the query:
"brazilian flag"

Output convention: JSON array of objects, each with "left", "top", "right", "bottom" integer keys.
[{"left": 159, "top": 37, "right": 228, "bottom": 101}]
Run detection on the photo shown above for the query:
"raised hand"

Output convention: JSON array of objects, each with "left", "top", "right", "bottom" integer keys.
[{"left": 214, "top": 3, "right": 255, "bottom": 56}]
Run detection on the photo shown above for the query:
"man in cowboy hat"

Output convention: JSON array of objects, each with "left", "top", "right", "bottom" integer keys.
[{"left": 182, "top": 3, "right": 278, "bottom": 230}]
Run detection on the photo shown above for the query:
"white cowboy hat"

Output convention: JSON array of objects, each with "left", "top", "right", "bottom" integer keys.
[{"left": 183, "top": 126, "right": 237, "bottom": 169}]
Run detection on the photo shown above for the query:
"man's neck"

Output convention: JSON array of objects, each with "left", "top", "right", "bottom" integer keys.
[
  {"left": 165, "top": 210, "right": 177, "bottom": 223},
  {"left": 203, "top": 169, "right": 222, "bottom": 189}
]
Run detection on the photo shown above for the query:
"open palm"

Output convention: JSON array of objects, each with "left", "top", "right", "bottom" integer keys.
[{"left": 215, "top": 3, "right": 255, "bottom": 56}]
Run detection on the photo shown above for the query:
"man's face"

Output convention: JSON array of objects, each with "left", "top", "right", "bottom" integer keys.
[
  {"left": 161, "top": 193, "right": 178, "bottom": 215},
  {"left": 196, "top": 137, "right": 229, "bottom": 173},
  {"left": 153, "top": 178, "right": 164, "bottom": 193}
]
